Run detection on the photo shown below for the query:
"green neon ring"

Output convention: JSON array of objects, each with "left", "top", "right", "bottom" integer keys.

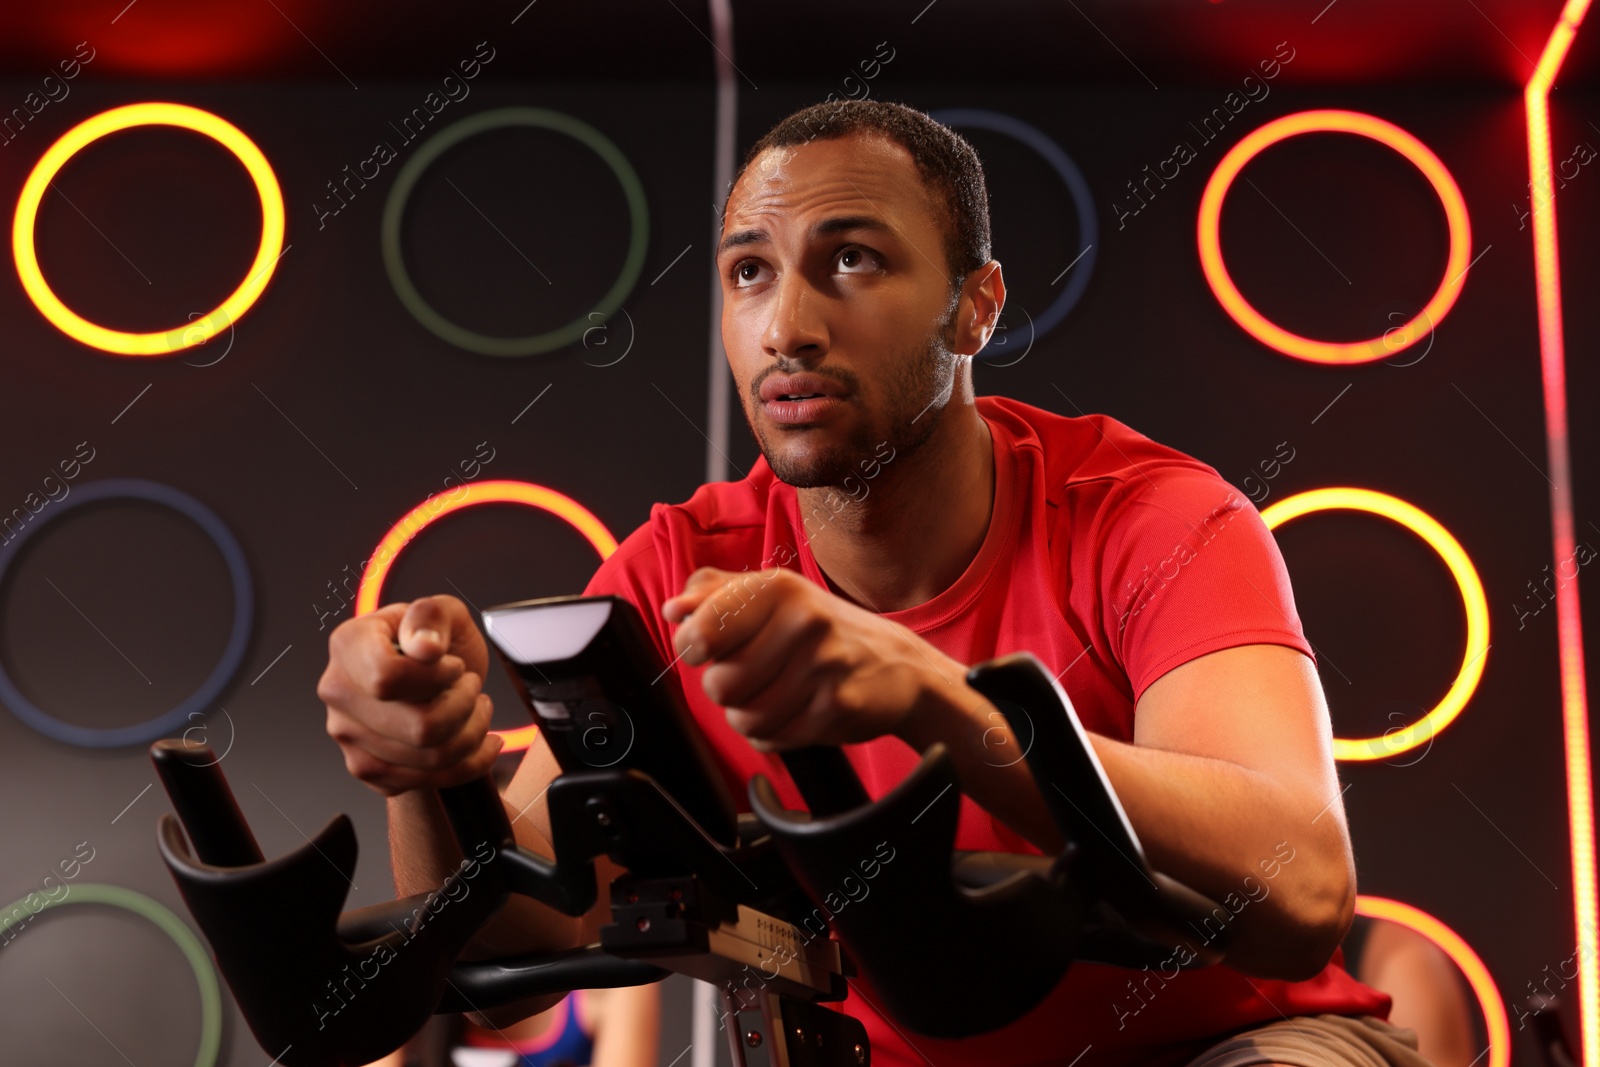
[
  {"left": 0, "top": 882, "right": 222, "bottom": 1067},
  {"left": 381, "top": 107, "right": 650, "bottom": 357}
]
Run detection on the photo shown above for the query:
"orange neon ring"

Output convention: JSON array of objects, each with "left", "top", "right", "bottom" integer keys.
[
  {"left": 13, "top": 102, "right": 286, "bottom": 356},
  {"left": 1261, "top": 488, "right": 1488, "bottom": 761},
  {"left": 1355, "top": 896, "right": 1509, "bottom": 1067},
  {"left": 1197, "top": 109, "right": 1471, "bottom": 365},
  {"left": 355, "top": 479, "right": 619, "bottom": 752}
]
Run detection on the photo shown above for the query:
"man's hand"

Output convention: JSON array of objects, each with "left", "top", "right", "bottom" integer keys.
[
  {"left": 661, "top": 565, "right": 966, "bottom": 751},
  {"left": 317, "top": 594, "right": 504, "bottom": 795}
]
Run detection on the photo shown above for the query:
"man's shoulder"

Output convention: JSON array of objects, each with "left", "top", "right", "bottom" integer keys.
[
  {"left": 657, "top": 462, "right": 780, "bottom": 538},
  {"left": 979, "top": 394, "right": 1229, "bottom": 505},
  {"left": 585, "top": 461, "right": 784, "bottom": 599}
]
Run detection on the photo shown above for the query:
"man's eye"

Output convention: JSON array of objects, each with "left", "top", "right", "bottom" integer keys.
[
  {"left": 837, "top": 248, "right": 879, "bottom": 273},
  {"left": 732, "top": 260, "right": 770, "bottom": 287}
]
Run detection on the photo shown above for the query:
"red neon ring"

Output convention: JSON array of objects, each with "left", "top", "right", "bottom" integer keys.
[
  {"left": 1355, "top": 896, "right": 1509, "bottom": 1067},
  {"left": 355, "top": 479, "right": 619, "bottom": 752},
  {"left": 1197, "top": 109, "right": 1472, "bottom": 365}
]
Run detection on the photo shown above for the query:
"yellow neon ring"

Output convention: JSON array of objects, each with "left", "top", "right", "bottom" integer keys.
[
  {"left": 1261, "top": 488, "right": 1489, "bottom": 761},
  {"left": 355, "top": 479, "right": 619, "bottom": 753},
  {"left": 13, "top": 102, "right": 286, "bottom": 356},
  {"left": 1355, "top": 896, "right": 1509, "bottom": 1067},
  {"left": 1198, "top": 109, "right": 1471, "bottom": 365}
]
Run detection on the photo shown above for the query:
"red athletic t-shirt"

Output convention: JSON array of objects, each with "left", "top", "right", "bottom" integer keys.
[{"left": 580, "top": 394, "right": 1390, "bottom": 1067}]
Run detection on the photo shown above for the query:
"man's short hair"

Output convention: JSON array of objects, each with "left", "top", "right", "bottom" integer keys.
[{"left": 731, "top": 99, "right": 993, "bottom": 301}]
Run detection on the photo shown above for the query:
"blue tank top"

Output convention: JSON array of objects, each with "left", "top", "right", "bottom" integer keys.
[{"left": 460, "top": 991, "right": 596, "bottom": 1067}]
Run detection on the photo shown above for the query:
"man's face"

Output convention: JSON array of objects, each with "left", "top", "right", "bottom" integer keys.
[{"left": 716, "top": 132, "right": 969, "bottom": 489}]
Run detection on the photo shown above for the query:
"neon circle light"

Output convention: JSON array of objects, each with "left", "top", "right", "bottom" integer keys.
[
  {"left": 0, "top": 478, "right": 254, "bottom": 749},
  {"left": 1355, "top": 895, "right": 1508, "bottom": 1067},
  {"left": 1260, "top": 488, "right": 1488, "bottom": 761},
  {"left": 927, "top": 108, "right": 1099, "bottom": 354},
  {"left": 12, "top": 102, "right": 286, "bottom": 357},
  {"left": 381, "top": 108, "right": 650, "bottom": 357},
  {"left": 355, "top": 479, "right": 618, "bottom": 751},
  {"left": 1197, "top": 109, "right": 1471, "bottom": 365},
  {"left": 0, "top": 882, "right": 223, "bottom": 1067}
]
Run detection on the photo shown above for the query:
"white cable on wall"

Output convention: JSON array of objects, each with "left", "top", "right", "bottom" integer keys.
[
  {"left": 703, "top": 0, "right": 736, "bottom": 487},
  {"left": 695, "top": 3, "right": 738, "bottom": 1062}
]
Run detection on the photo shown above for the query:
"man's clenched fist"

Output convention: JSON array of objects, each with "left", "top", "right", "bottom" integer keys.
[
  {"left": 661, "top": 566, "right": 969, "bottom": 753},
  {"left": 317, "top": 594, "right": 504, "bottom": 795}
]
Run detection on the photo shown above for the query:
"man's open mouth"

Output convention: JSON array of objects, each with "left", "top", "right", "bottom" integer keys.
[{"left": 759, "top": 372, "right": 849, "bottom": 406}]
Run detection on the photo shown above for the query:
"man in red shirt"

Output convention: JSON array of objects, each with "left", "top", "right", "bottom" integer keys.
[{"left": 319, "top": 100, "right": 1432, "bottom": 1067}]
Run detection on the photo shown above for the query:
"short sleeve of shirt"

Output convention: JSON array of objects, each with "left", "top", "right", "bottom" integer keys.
[{"left": 1099, "top": 468, "right": 1315, "bottom": 701}]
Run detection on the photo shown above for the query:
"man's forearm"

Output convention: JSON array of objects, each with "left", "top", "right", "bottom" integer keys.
[
  {"left": 1083, "top": 734, "right": 1353, "bottom": 978},
  {"left": 386, "top": 789, "right": 583, "bottom": 961},
  {"left": 387, "top": 788, "right": 588, "bottom": 1028},
  {"left": 896, "top": 680, "right": 1067, "bottom": 855},
  {"left": 900, "top": 677, "right": 1352, "bottom": 980}
]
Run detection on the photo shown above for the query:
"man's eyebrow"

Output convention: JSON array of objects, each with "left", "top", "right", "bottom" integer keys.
[{"left": 716, "top": 215, "right": 893, "bottom": 257}]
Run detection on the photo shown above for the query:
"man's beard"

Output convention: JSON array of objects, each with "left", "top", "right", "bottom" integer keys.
[{"left": 750, "top": 304, "right": 961, "bottom": 490}]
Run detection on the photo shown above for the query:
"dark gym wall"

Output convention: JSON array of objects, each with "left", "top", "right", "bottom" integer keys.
[
  {"left": 0, "top": 71, "right": 720, "bottom": 1065},
  {"left": 0, "top": 2, "right": 1595, "bottom": 1065}
]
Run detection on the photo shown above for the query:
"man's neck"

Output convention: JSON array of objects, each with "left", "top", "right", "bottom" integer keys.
[{"left": 796, "top": 394, "right": 995, "bottom": 615}]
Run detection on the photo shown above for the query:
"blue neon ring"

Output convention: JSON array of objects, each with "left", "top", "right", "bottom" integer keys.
[
  {"left": 930, "top": 109, "right": 1099, "bottom": 355},
  {"left": 0, "top": 478, "right": 253, "bottom": 748}
]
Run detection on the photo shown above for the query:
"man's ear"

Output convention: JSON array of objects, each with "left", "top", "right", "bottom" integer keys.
[{"left": 956, "top": 261, "right": 1005, "bottom": 356}]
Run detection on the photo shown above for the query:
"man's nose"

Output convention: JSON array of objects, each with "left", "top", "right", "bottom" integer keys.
[{"left": 763, "top": 274, "right": 828, "bottom": 360}]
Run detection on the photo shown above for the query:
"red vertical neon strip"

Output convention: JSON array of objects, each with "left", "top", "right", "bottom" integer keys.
[{"left": 1525, "top": 2, "right": 1596, "bottom": 1063}]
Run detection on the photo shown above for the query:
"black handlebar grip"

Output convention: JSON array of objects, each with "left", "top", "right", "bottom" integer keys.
[
  {"left": 150, "top": 739, "right": 265, "bottom": 868},
  {"left": 437, "top": 775, "right": 516, "bottom": 857},
  {"left": 779, "top": 745, "right": 871, "bottom": 817}
]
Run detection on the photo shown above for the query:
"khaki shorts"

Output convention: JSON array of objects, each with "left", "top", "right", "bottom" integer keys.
[{"left": 1182, "top": 1014, "right": 1436, "bottom": 1067}]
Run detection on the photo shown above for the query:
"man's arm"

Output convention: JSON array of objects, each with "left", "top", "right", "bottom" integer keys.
[
  {"left": 320, "top": 596, "right": 610, "bottom": 1030},
  {"left": 900, "top": 641, "right": 1352, "bottom": 982},
  {"left": 384, "top": 730, "right": 628, "bottom": 1030},
  {"left": 662, "top": 566, "right": 1353, "bottom": 982}
]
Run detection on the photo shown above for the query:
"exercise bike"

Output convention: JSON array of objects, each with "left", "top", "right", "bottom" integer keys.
[{"left": 151, "top": 594, "right": 1235, "bottom": 1067}]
